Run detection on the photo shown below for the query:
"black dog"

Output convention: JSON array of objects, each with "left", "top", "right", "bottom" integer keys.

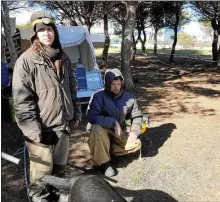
[{"left": 41, "top": 174, "right": 127, "bottom": 202}]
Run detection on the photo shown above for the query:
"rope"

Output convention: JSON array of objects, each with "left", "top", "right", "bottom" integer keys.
[
  {"left": 23, "top": 143, "right": 32, "bottom": 202},
  {"left": 139, "top": 141, "right": 142, "bottom": 160}
]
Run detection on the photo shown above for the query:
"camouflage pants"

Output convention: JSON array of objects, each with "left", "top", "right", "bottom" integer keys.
[{"left": 88, "top": 125, "right": 141, "bottom": 166}]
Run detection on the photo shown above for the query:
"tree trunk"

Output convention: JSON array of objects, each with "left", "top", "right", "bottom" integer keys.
[
  {"left": 169, "top": 8, "right": 180, "bottom": 63},
  {"left": 211, "top": 19, "right": 220, "bottom": 66},
  {"left": 70, "top": 20, "right": 78, "bottom": 26},
  {"left": 121, "top": 2, "right": 138, "bottom": 90},
  {"left": 101, "top": 13, "right": 110, "bottom": 66},
  {"left": 136, "top": 25, "right": 142, "bottom": 43},
  {"left": 140, "top": 25, "right": 146, "bottom": 53},
  {"left": 1, "top": 2, "right": 18, "bottom": 69},
  {"left": 218, "top": 43, "right": 220, "bottom": 68},
  {"left": 132, "top": 33, "right": 136, "bottom": 60},
  {"left": 132, "top": 20, "right": 142, "bottom": 59},
  {"left": 85, "top": 19, "right": 92, "bottom": 33},
  {"left": 154, "top": 28, "right": 158, "bottom": 55},
  {"left": 88, "top": 25, "right": 91, "bottom": 33},
  {"left": 212, "top": 29, "right": 219, "bottom": 66}
]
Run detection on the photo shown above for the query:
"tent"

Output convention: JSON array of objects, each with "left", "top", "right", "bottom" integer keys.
[
  {"left": 57, "top": 26, "right": 99, "bottom": 71},
  {"left": 57, "top": 26, "right": 103, "bottom": 103}
]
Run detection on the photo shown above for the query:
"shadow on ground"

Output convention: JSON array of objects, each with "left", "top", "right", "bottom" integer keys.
[
  {"left": 173, "top": 83, "right": 220, "bottom": 97},
  {"left": 1, "top": 120, "right": 28, "bottom": 202},
  {"left": 116, "top": 187, "right": 178, "bottom": 202},
  {"left": 142, "top": 123, "right": 177, "bottom": 157},
  {"left": 114, "top": 123, "right": 177, "bottom": 169}
]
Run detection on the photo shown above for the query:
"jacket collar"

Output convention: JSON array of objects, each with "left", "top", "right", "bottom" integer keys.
[{"left": 27, "top": 48, "right": 68, "bottom": 65}]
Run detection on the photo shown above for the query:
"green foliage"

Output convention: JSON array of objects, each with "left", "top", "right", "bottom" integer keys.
[
  {"left": 111, "top": 35, "right": 120, "bottom": 41},
  {"left": 190, "top": 2, "right": 220, "bottom": 21},
  {"left": 200, "top": 21, "right": 211, "bottom": 28},
  {"left": 108, "top": 2, "right": 127, "bottom": 26},
  {"left": 178, "top": 32, "right": 196, "bottom": 49},
  {"left": 33, "top": 1, "right": 107, "bottom": 29},
  {"left": 163, "top": 2, "right": 190, "bottom": 30},
  {"left": 113, "top": 22, "right": 122, "bottom": 36},
  {"left": 200, "top": 21, "right": 213, "bottom": 37},
  {"left": 149, "top": 2, "right": 166, "bottom": 31}
]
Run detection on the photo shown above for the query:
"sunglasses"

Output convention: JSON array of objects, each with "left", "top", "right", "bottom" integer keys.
[{"left": 32, "top": 17, "right": 55, "bottom": 27}]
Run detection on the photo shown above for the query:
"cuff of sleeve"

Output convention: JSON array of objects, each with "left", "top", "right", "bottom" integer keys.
[
  {"left": 111, "top": 119, "right": 117, "bottom": 129},
  {"left": 131, "top": 130, "right": 140, "bottom": 137}
]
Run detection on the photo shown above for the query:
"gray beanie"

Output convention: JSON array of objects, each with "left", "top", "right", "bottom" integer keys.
[{"left": 30, "top": 10, "right": 62, "bottom": 50}]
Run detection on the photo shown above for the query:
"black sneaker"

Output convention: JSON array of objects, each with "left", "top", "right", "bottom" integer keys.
[
  {"left": 28, "top": 184, "right": 49, "bottom": 202},
  {"left": 99, "top": 163, "right": 116, "bottom": 177},
  {"left": 31, "top": 192, "right": 50, "bottom": 202}
]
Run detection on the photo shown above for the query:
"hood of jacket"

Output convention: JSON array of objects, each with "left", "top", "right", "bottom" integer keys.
[{"left": 104, "top": 68, "right": 124, "bottom": 91}]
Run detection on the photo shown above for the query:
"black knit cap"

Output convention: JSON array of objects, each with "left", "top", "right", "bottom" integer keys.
[{"left": 30, "top": 10, "right": 62, "bottom": 50}]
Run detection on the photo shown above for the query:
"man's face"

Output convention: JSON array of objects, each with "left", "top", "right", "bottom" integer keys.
[
  {"left": 37, "top": 26, "right": 55, "bottom": 46},
  {"left": 111, "top": 79, "right": 122, "bottom": 95}
]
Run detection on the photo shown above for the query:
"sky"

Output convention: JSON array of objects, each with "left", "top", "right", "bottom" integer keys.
[
  {"left": 10, "top": 7, "right": 41, "bottom": 25},
  {"left": 11, "top": 10, "right": 33, "bottom": 25},
  {"left": 183, "top": 21, "right": 202, "bottom": 36},
  {"left": 11, "top": 7, "right": 205, "bottom": 39}
]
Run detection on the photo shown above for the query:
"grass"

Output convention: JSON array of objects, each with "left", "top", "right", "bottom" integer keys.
[
  {"left": 160, "top": 164, "right": 171, "bottom": 171},
  {"left": 94, "top": 47, "right": 212, "bottom": 57},
  {"left": 131, "top": 171, "right": 146, "bottom": 185},
  {"left": 95, "top": 47, "right": 120, "bottom": 56},
  {"left": 145, "top": 48, "right": 212, "bottom": 56}
]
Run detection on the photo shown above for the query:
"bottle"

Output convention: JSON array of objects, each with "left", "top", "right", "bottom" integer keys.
[{"left": 140, "top": 113, "right": 149, "bottom": 134}]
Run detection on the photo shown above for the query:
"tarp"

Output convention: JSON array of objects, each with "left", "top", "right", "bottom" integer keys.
[
  {"left": 19, "top": 26, "right": 99, "bottom": 71},
  {"left": 57, "top": 26, "right": 98, "bottom": 71}
]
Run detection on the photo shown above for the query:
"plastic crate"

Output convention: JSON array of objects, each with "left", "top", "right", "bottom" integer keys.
[
  {"left": 75, "top": 66, "right": 103, "bottom": 103},
  {"left": 86, "top": 71, "right": 103, "bottom": 90},
  {"left": 76, "top": 65, "right": 87, "bottom": 90}
]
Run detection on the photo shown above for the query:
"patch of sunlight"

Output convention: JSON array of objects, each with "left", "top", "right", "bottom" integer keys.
[
  {"left": 144, "top": 48, "right": 212, "bottom": 56},
  {"left": 95, "top": 47, "right": 121, "bottom": 56},
  {"left": 131, "top": 171, "right": 146, "bottom": 185},
  {"left": 176, "top": 156, "right": 180, "bottom": 160},
  {"left": 160, "top": 164, "right": 171, "bottom": 171}
]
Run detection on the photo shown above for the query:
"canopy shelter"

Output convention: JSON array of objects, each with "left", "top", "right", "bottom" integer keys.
[{"left": 57, "top": 26, "right": 99, "bottom": 71}]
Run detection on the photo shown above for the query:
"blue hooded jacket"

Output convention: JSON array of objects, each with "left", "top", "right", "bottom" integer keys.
[{"left": 86, "top": 68, "right": 142, "bottom": 136}]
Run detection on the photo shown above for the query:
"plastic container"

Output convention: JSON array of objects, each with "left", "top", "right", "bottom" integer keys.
[{"left": 1, "top": 62, "right": 9, "bottom": 88}]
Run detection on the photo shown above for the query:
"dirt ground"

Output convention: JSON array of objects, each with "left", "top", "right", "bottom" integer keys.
[{"left": 1, "top": 53, "right": 220, "bottom": 202}]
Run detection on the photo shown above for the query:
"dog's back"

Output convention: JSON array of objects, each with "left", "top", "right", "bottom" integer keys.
[
  {"left": 70, "top": 174, "right": 126, "bottom": 202},
  {"left": 41, "top": 174, "right": 127, "bottom": 202}
]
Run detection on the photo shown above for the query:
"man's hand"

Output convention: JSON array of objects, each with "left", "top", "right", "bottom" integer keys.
[
  {"left": 27, "top": 134, "right": 41, "bottom": 143},
  {"left": 113, "top": 121, "right": 123, "bottom": 140},
  {"left": 127, "top": 131, "right": 137, "bottom": 142}
]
